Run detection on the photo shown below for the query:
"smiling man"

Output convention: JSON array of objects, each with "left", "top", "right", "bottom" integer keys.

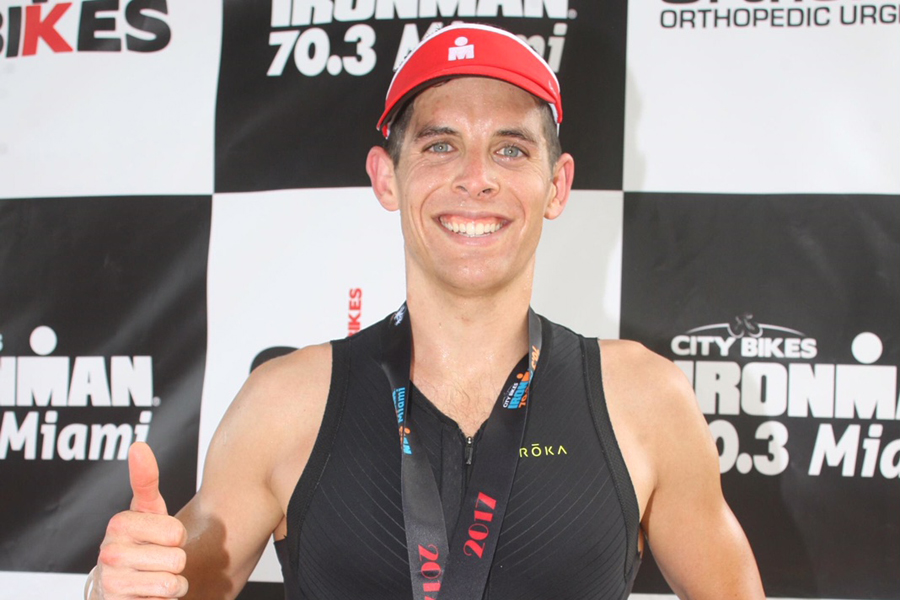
[{"left": 88, "top": 23, "right": 765, "bottom": 600}]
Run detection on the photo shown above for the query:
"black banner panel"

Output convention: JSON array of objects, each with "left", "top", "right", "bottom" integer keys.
[
  {"left": 214, "top": 0, "right": 627, "bottom": 192},
  {"left": 0, "top": 196, "right": 211, "bottom": 573},
  {"left": 621, "top": 192, "right": 900, "bottom": 599}
]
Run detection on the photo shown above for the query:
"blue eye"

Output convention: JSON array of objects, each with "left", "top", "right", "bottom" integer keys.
[
  {"left": 500, "top": 146, "right": 524, "bottom": 158},
  {"left": 429, "top": 142, "right": 452, "bottom": 153}
]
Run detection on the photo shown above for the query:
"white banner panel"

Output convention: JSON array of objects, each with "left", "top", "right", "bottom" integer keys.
[
  {"left": 624, "top": 0, "right": 900, "bottom": 195},
  {"left": 533, "top": 189, "right": 623, "bottom": 340},
  {"left": 0, "top": 0, "right": 221, "bottom": 198},
  {"left": 2, "top": 0, "right": 897, "bottom": 596}
]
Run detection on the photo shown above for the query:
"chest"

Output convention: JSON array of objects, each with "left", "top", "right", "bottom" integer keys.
[
  {"left": 287, "top": 347, "right": 637, "bottom": 600},
  {"left": 412, "top": 372, "right": 516, "bottom": 438}
]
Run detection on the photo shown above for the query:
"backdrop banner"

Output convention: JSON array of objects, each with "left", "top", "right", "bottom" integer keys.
[
  {"left": 215, "top": 0, "right": 627, "bottom": 191},
  {"left": 0, "top": 195, "right": 211, "bottom": 574},
  {"left": 0, "top": 0, "right": 897, "bottom": 598},
  {"left": 621, "top": 193, "right": 900, "bottom": 599}
]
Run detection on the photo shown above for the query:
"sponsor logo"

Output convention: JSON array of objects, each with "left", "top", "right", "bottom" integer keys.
[
  {"left": 502, "top": 370, "right": 531, "bottom": 409},
  {"left": 671, "top": 314, "right": 899, "bottom": 479},
  {"left": 392, "top": 385, "right": 407, "bottom": 421},
  {"left": 503, "top": 346, "right": 539, "bottom": 409},
  {"left": 266, "top": 0, "right": 575, "bottom": 78},
  {"left": 393, "top": 386, "right": 412, "bottom": 454},
  {"left": 656, "top": 0, "right": 900, "bottom": 30},
  {"left": 0, "top": 326, "right": 156, "bottom": 461},
  {"left": 671, "top": 313, "right": 817, "bottom": 360},
  {"left": 271, "top": 0, "right": 571, "bottom": 26},
  {"left": 0, "top": 0, "right": 172, "bottom": 59},
  {"left": 348, "top": 287, "right": 363, "bottom": 336},
  {"left": 447, "top": 35, "right": 474, "bottom": 61},
  {"left": 518, "top": 442, "right": 568, "bottom": 458}
]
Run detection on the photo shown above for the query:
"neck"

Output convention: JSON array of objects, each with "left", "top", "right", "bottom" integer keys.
[{"left": 405, "top": 270, "right": 534, "bottom": 435}]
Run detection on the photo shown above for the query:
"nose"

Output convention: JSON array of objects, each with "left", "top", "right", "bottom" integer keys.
[{"left": 453, "top": 151, "right": 498, "bottom": 199}]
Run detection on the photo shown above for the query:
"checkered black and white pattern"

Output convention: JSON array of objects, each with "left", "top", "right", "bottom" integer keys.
[{"left": 1, "top": 1, "right": 897, "bottom": 598}]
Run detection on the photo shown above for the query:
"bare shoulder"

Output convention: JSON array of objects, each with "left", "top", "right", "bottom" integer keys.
[
  {"left": 595, "top": 339, "right": 716, "bottom": 517},
  {"left": 596, "top": 343, "right": 765, "bottom": 598},
  {"left": 228, "top": 342, "right": 333, "bottom": 430},
  {"left": 190, "top": 342, "right": 334, "bottom": 525},
  {"left": 174, "top": 343, "right": 334, "bottom": 595},
  {"left": 597, "top": 338, "right": 700, "bottom": 432},
  {"left": 596, "top": 339, "right": 764, "bottom": 599},
  {"left": 203, "top": 342, "right": 333, "bottom": 491}
]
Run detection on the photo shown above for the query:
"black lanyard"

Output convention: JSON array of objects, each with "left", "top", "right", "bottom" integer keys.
[{"left": 380, "top": 303, "right": 543, "bottom": 600}]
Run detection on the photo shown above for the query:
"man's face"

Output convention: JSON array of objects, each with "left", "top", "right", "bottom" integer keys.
[{"left": 368, "top": 77, "right": 574, "bottom": 297}]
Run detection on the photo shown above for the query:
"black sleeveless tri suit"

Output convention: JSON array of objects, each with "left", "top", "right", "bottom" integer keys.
[{"left": 275, "top": 315, "right": 642, "bottom": 599}]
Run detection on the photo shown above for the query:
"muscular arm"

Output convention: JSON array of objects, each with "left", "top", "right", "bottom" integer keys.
[
  {"left": 94, "top": 344, "right": 331, "bottom": 600},
  {"left": 178, "top": 343, "right": 331, "bottom": 598},
  {"left": 601, "top": 340, "right": 764, "bottom": 600}
]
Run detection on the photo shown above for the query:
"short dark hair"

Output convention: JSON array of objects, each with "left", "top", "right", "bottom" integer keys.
[{"left": 384, "top": 89, "right": 562, "bottom": 169}]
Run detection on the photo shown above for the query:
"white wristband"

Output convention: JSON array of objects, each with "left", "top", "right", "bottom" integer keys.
[{"left": 84, "top": 565, "right": 98, "bottom": 600}]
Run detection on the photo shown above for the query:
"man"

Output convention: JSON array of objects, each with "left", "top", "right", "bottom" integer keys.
[{"left": 87, "top": 23, "right": 765, "bottom": 600}]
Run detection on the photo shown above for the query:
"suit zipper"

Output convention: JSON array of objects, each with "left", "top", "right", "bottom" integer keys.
[{"left": 464, "top": 435, "right": 475, "bottom": 483}]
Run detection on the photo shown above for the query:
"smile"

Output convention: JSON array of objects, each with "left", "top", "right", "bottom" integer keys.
[{"left": 439, "top": 217, "right": 505, "bottom": 238}]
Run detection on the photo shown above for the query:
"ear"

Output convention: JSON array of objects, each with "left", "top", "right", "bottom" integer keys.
[
  {"left": 544, "top": 152, "right": 574, "bottom": 220},
  {"left": 366, "top": 146, "right": 399, "bottom": 212}
]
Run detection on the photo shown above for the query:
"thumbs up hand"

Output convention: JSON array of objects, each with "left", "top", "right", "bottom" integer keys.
[
  {"left": 91, "top": 443, "right": 189, "bottom": 599},
  {"left": 129, "top": 441, "right": 170, "bottom": 516}
]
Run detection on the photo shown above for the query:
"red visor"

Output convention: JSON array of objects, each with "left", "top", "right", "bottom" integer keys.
[{"left": 377, "top": 23, "right": 562, "bottom": 138}]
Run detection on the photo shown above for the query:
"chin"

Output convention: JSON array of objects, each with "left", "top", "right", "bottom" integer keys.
[{"left": 441, "top": 268, "right": 518, "bottom": 296}]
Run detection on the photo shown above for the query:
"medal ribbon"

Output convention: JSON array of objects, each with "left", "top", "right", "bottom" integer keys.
[{"left": 380, "top": 303, "right": 542, "bottom": 600}]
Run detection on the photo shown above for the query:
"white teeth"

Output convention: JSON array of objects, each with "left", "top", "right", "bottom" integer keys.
[{"left": 440, "top": 218, "right": 503, "bottom": 237}]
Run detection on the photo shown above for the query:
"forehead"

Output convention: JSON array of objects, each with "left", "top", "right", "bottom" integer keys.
[{"left": 408, "top": 77, "right": 545, "bottom": 129}]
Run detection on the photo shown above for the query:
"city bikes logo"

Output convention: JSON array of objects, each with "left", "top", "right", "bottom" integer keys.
[
  {"left": 0, "top": 326, "right": 156, "bottom": 462},
  {"left": 671, "top": 313, "right": 817, "bottom": 360},
  {"left": 502, "top": 370, "right": 531, "bottom": 409},
  {"left": 0, "top": 0, "right": 172, "bottom": 60},
  {"left": 502, "top": 345, "right": 539, "bottom": 410},
  {"left": 671, "top": 314, "right": 899, "bottom": 480},
  {"left": 265, "top": 0, "right": 576, "bottom": 78},
  {"left": 656, "top": 0, "right": 900, "bottom": 30}
]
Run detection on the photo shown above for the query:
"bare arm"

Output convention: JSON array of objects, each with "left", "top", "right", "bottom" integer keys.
[
  {"left": 601, "top": 340, "right": 765, "bottom": 600},
  {"left": 92, "top": 344, "right": 331, "bottom": 600}
]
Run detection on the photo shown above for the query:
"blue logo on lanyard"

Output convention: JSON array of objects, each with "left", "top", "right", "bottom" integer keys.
[
  {"left": 393, "top": 387, "right": 407, "bottom": 422},
  {"left": 393, "top": 387, "right": 412, "bottom": 454}
]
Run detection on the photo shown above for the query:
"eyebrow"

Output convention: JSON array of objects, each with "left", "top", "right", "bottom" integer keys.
[
  {"left": 413, "top": 125, "right": 539, "bottom": 145},
  {"left": 496, "top": 128, "right": 539, "bottom": 145},
  {"left": 413, "top": 125, "right": 457, "bottom": 141}
]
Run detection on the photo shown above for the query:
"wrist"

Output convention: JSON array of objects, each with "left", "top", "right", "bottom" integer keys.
[{"left": 84, "top": 565, "right": 98, "bottom": 600}]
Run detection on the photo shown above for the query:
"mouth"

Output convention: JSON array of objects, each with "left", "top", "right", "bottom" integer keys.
[{"left": 439, "top": 216, "right": 506, "bottom": 238}]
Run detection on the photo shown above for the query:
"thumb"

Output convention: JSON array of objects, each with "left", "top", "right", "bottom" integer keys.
[{"left": 129, "top": 442, "right": 168, "bottom": 515}]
